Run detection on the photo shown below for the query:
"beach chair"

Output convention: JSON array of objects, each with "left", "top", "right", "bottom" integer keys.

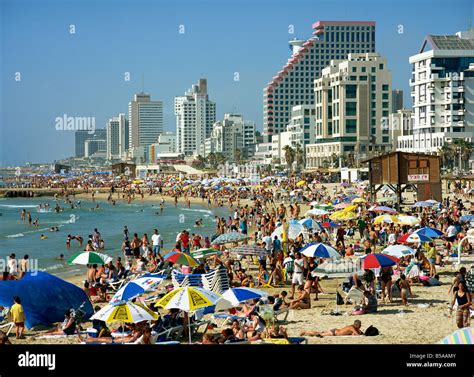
[
  {"left": 344, "top": 287, "right": 364, "bottom": 305},
  {"left": 0, "top": 307, "right": 14, "bottom": 337},
  {"left": 189, "top": 320, "right": 210, "bottom": 337},
  {"left": 0, "top": 322, "right": 14, "bottom": 337},
  {"left": 155, "top": 325, "right": 184, "bottom": 342}
]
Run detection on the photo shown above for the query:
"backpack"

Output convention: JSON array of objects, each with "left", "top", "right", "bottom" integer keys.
[
  {"left": 364, "top": 325, "right": 379, "bottom": 336},
  {"left": 336, "top": 291, "right": 345, "bottom": 305}
]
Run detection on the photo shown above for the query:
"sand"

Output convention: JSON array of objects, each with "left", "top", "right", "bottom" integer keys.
[{"left": 6, "top": 183, "right": 473, "bottom": 345}]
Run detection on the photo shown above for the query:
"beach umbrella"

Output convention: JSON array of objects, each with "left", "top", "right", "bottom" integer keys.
[
  {"left": 311, "top": 260, "right": 363, "bottom": 278},
  {"left": 370, "top": 206, "right": 397, "bottom": 214},
  {"left": 228, "top": 245, "right": 269, "bottom": 256},
  {"left": 109, "top": 274, "right": 166, "bottom": 305},
  {"left": 221, "top": 287, "right": 268, "bottom": 307},
  {"left": 296, "top": 180, "right": 306, "bottom": 186},
  {"left": 413, "top": 201, "right": 433, "bottom": 208},
  {"left": 397, "top": 233, "right": 433, "bottom": 244},
  {"left": 309, "top": 201, "right": 319, "bottom": 206},
  {"left": 212, "top": 232, "right": 250, "bottom": 245},
  {"left": 330, "top": 210, "right": 357, "bottom": 221},
  {"left": 298, "top": 218, "right": 319, "bottom": 229},
  {"left": 460, "top": 215, "right": 474, "bottom": 223},
  {"left": 191, "top": 248, "right": 222, "bottom": 259},
  {"left": 397, "top": 215, "right": 421, "bottom": 226},
  {"left": 91, "top": 302, "right": 158, "bottom": 324},
  {"left": 321, "top": 221, "right": 339, "bottom": 228},
  {"left": 377, "top": 195, "right": 397, "bottom": 203},
  {"left": 271, "top": 223, "right": 305, "bottom": 240},
  {"left": 352, "top": 198, "right": 366, "bottom": 203},
  {"left": 67, "top": 251, "right": 112, "bottom": 266},
  {"left": 439, "top": 327, "right": 474, "bottom": 344},
  {"left": 300, "top": 243, "right": 341, "bottom": 259},
  {"left": 315, "top": 204, "right": 333, "bottom": 210},
  {"left": 155, "top": 287, "right": 228, "bottom": 343},
  {"left": 305, "top": 208, "right": 329, "bottom": 216},
  {"left": 163, "top": 251, "right": 199, "bottom": 267},
  {"left": 382, "top": 245, "right": 416, "bottom": 258},
  {"left": 415, "top": 227, "right": 444, "bottom": 238},
  {"left": 334, "top": 202, "right": 351, "bottom": 209},
  {"left": 362, "top": 254, "right": 399, "bottom": 269},
  {"left": 373, "top": 215, "right": 399, "bottom": 224},
  {"left": 426, "top": 199, "right": 439, "bottom": 205},
  {"left": 343, "top": 204, "right": 358, "bottom": 212}
]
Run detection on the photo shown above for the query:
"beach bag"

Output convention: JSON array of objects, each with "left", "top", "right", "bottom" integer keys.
[{"left": 364, "top": 325, "right": 379, "bottom": 336}]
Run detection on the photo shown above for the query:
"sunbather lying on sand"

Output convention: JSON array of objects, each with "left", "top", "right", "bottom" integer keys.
[{"left": 300, "top": 320, "right": 363, "bottom": 337}]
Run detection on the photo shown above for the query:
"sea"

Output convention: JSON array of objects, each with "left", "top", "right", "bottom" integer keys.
[{"left": 0, "top": 197, "right": 230, "bottom": 279}]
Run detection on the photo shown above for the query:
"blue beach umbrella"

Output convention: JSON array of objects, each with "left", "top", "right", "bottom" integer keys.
[
  {"left": 415, "top": 227, "right": 444, "bottom": 238},
  {"left": 300, "top": 243, "right": 341, "bottom": 259},
  {"left": 109, "top": 274, "right": 166, "bottom": 305},
  {"left": 221, "top": 288, "right": 268, "bottom": 307},
  {"left": 413, "top": 201, "right": 433, "bottom": 208},
  {"left": 460, "top": 215, "right": 474, "bottom": 223}
]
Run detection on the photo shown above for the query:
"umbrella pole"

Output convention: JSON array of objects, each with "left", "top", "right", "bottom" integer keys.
[{"left": 188, "top": 314, "right": 192, "bottom": 344}]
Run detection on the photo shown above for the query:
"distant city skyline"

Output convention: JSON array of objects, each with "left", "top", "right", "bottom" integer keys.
[{"left": 1, "top": 0, "right": 472, "bottom": 165}]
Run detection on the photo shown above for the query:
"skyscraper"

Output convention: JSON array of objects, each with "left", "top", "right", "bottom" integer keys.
[
  {"left": 106, "top": 113, "right": 128, "bottom": 161},
  {"left": 391, "top": 89, "right": 404, "bottom": 112},
  {"left": 175, "top": 79, "right": 216, "bottom": 155},
  {"left": 263, "top": 21, "right": 376, "bottom": 141},
  {"left": 128, "top": 93, "right": 163, "bottom": 149},
  {"left": 75, "top": 129, "right": 106, "bottom": 158}
]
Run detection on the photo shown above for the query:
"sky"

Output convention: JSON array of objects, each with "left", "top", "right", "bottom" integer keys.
[{"left": 1, "top": 0, "right": 473, "bottom": 165}]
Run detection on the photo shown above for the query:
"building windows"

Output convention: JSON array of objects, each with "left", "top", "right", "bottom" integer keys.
[
  {"left": 346, "top": 102, "right": 357, "bottom": 116},
  {"left": 346, "top": 85, "right": 357, "bottom": 99},
  {"left": 346, "top": 119, "right": 357, "bottom": 133}
]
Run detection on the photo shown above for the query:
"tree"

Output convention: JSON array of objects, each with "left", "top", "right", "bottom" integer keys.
[
  {"left": 215, "top": 153, "right": 227, "bottom": 167},
  {"left": 330, "top": 153, "right": 339, "bottom": 168},
  {"left": 439, "top": 144, "right": 453, "bottom": 170},
  {"left": 234, "top": 149, "right": 242, "bottom": 165},
  {"left": 295, "top": 143, "right": 305, "bottom": 171},
  {"left": 451, "top": 139, "right": 473, "bottom": 171},
  {"left": 283, "top": 145, "right": 295, "bottom": 171},
  {"left": 206, "top": 152, "right": 217, "bottom": 169}
]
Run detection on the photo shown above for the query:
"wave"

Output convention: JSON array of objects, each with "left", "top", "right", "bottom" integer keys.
[
  {"left": 182, "top": 208, "right": 214, "bottom": 215},
  {"left": 0, "top": 204, "right": 39, "bottom": 208},
  {"left": 6, "top": 233, "right": 24, "bottom": 238},
  {"left": 37, "top": 209, "right": 52, "bottom": 213},
  {"left": 40, "top": 263, "right": 68, "bottom": 272}
]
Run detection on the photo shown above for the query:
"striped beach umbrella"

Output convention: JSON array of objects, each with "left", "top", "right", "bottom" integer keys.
[
  {"left": 212, "top": 232, "right": 250, "bottom": 245},
  {"left": 109, "top": 273, "right": 166, "bottom": 305},
  {"left": 300, "top": 243, "right": 341, "bottom": 259},
  {"left": 163, "top": 251, "right": 199, "bottom": 267},
  {"left": 90, "top": 302, "right": 158, "bottom": 324},
  {"left": 370, "top": 206, "right": 397, "bottom": 214},
  {"left": 362, "top": 254, "right": 399, "bottom": 269},
  {"left": 311, "top": 260, "right": 364, "bottom": 279},
  {"left": 397, "top": 233, "right": 433, "bottom": 244},
  {"left": 191, "top": 248, "right": 222, "bottom": 259},
  {"left": 221, "top": 287, "right": 268, "bottom": 307},
  {"left": 67, "top": 251, "right": 112, "bottom": 266},
  {"left": 229, "top": 245, "right": 268, "bottom": 256},
  {"left": 374, "top": 215, "right": 399, "bottom": 224},
  {"left": 440, "top": 327, "right": 474, "bottom": 344}
]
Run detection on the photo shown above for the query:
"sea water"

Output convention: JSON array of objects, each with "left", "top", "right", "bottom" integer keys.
[{"left": 0, "top": 197, "right": 230, "bottom": 278}]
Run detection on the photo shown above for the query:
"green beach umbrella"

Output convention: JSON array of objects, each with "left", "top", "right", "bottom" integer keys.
[
  {"left": 67, "top": 251, "right": 113, "bottom": 266},
  {"left": 191, "top": 248, "right": 222, "bottom": 259}
]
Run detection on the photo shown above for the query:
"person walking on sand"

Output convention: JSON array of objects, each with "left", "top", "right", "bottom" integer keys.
[
  {"left": 397, "top": 274, "right": 412, "bottom": 306},
  {"left": 11, "top": 296, "right": 26, "bottom": 339}
]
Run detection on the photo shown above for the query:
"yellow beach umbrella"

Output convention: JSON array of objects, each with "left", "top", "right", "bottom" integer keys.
[
  {"left": 90, "top": 302, "right": 158, "bottom": 324},
  {"left": 352, "top": 198, "right": 366, "bottom": 203},
  {"left": 330, "top": 210, "right": 357, "bottom": 221},
  {"left": 296, "top": 180, "right": 306, "bottom": 186},
  {"left": 343, "top": 204, "right": 358, "bottom": 212},
  {"left": 374, "top": 215, "right": 399, "bottom": 224}
]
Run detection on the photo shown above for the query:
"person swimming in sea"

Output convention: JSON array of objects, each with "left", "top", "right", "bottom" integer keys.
[
  {"left": 195, "top": 219, "right": 203, "bottom": 227},
  {"left": 40, "top": 234, "right": 48, "bottom": 240}
]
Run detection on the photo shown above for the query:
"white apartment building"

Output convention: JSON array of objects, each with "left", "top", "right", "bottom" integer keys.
[
  {"left": 306, "top": 53, "right": 392, "bottom": 169},
  {"left": 397, "top": 30, "right": 474, "bottom": 154},
  {"left": 128, "top": 93, "right": 163, "bottom": 149},
  {"left": 263, "top": 21, "right": 376, "bottom": 141},
  {"left": 106, "top": 113, "right": 128, "bottom": 161},
  {"left": 175, "top": 79, "right": 216, "bottom": 156},
  {"left": 253, "top": 142, "right": 273, "bottom": 165},
  {"left": 286, "top": 105, "right": 316, "bottom": 149},
  {"left": 148, "top": 132, "right": 177, "bottom": 162},
  {"left": 271, "top": 131, "right": 292, "bottom": 165},
  {"left": 201, "top": 114, "right": 256, "bottom": 161},
  {"left": 388, "top": 109, "right": 413, "bottom": 151}
]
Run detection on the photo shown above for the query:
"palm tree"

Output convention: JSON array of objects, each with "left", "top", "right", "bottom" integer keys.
[
  {"left": 330, "top": 153, "right": 339, "bottom": 168},
  {"left": 451, "top": 139, "right": 473, "bottom": 171},
  {"left": 206, "top": 152, "right": 217, "bottom": 169},
  {"left": 215, "top": 153, "right": 227, "bottom": 167},
  {"left": 438, "top": 144, "right": 453, "bottom": 170},
  {"left": 283, "top": 145, "right": 295, "bottom": 171},
  {"left": 295, "top": 143, "right": 304, "bottom": 171},
  {"left": 234, "top": 149, "right": 242, "bottom": 165}
]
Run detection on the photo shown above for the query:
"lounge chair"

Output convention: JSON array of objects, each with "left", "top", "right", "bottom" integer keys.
[
  {"left": 344, "top": 287, "right": 364, "bottom": 305},
  {"left": 155, "top": 325, "right": 184, "bottom": 342},
  {"left": 0, "top": 307, "right": 14, "bottom": 337},
  {"left": 0, "top": 322, "right": 14, "bottom": 337}
]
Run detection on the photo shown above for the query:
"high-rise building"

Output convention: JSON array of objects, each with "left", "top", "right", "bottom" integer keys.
[
  {"left": 175, "top": 79, "right": 216, "bottom": 155},
  {"left": 287, "top": 105, "right": 316, "bottom": 149},
  {"left": 397, "top": 30, "right": 474, "bottom": 154},
  {"left": 75, "top": 129, "right": 106, "bottom": 158},
  {"left": 106, "top": 113, "right": 128, "bottom": 161},
  {"left": 128, "top": 93, "right": 163, "bottom": 149},
  {"left": 391, "top": 89, "right": 404, "bottom": 112},
  {"left": 263, "top": 21, "right": 376, "bottom": 141},
  {"left": 203, "top": 114, "right": 256, "bottom": 161},
  {"left": 306, "top": 53, "right": 392, "bottom": 169}
]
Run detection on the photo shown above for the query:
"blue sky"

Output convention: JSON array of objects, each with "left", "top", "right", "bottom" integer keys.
[{"left": 1, "top": 0, "right": 472, "bottom": 165}]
